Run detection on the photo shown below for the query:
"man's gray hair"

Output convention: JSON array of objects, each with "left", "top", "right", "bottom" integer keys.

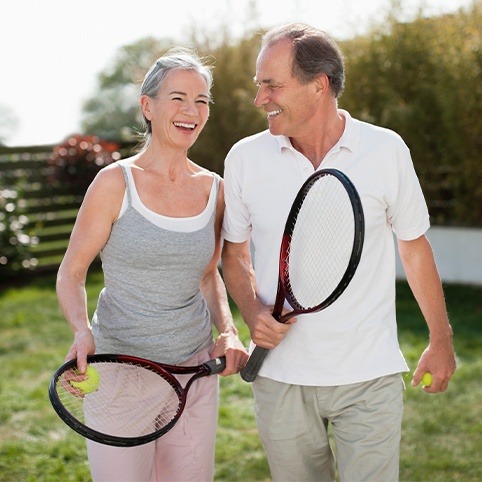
[{"left": 261, "top": 23, "right": 345, "bottom": 98}]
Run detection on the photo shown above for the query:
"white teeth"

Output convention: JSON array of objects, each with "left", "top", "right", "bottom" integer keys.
[
  {"left": 267, "top": 109, "right": 282, "bottom": 118},
  {"left": 174, "top": 122, "right": 196, "bottom": 129}
]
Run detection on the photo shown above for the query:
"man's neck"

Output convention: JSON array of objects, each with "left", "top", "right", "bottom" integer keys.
[{"left": 290, "top": 109, "right": 345, "bottom": 169}]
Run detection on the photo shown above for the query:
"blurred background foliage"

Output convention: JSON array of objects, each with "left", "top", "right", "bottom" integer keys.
[
  {"left": 1, "top": 0, "right": 481, "bottom": 281},
  {"left": 79, "top": 1, "right": 481, "bottom": 225},
  {"left": 47, "top": 135, "right": 121, "bottom": 189},
  {"left": 341, "top": 2, "right": 482, "bottom": 226},
  {"left": 79, "top": 33, "right": 268, "bottom": 168}
]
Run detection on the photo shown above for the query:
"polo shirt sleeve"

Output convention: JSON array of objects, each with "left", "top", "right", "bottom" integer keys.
[
  {"left": 387, "top": 140, "right": 430, "bottom": 240},
  {"left": 221, "top": 146, "right": 252, "bottom": 243}
]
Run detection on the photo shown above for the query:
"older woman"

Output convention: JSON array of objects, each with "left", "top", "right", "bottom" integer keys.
[{"left": 56, "top": 47, "right": 248, "bottom": 482}]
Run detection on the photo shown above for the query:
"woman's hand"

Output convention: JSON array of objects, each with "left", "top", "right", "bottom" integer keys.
[
  {"left": 65, "top": 330, "right": 96, "bottom": 374},
  {"left": 211, "top": 332, "right": 249, "bottom": 376}
]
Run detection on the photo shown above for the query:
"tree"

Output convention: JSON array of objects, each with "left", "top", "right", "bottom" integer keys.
[
  {"left": 81, "top": 37, "right": 174, "bottom": 142},
  {"left": 80, "top": 30, "right": 266, "bottom": 174},
  {"left": 0, "top": 104, "right": 19, "bottom": 146},
  {"left": 190, "top": 32, "right": 267, "bottom": 174},
  {"left": 340, "top": 0, "right": 482, "bottom": 226},
  {"left": 78, "top": 1, "right": 482, "bottom": 226}
]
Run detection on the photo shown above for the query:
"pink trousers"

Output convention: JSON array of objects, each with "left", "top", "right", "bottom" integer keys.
[{"left": 87, "top": 346, "right": 219, "bottom": 482}]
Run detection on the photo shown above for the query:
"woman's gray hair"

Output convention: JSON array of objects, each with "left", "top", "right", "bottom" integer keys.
[
  {"left": 139, "top": 46, "right": 213, "bottom": 149},
  {"left": 261, "top": 23, "right": 345, "bottom": 98}
]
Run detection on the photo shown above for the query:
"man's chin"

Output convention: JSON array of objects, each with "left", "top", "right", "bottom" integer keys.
[{"left": 267, "top": 123, "right": 283, "bottom": 136}]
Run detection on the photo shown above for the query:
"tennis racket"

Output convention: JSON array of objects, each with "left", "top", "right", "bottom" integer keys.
[
  {"left": 49, "top": 354, "right": 225, "bottom": 447},
  {"left": 240, "top": 168, "right": 364, "bottom": 382}
]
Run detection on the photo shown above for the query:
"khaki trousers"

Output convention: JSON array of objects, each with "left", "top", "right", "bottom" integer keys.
[{"left": 252, "top": 373, "right": 405, "bottom": 482}]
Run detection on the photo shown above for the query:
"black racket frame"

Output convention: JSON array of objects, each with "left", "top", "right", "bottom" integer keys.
[
  {"left": 49, "top": 353, "right": 225, "bottom": 447},
  {"left": 241, "top": 168, "right": 365, "bottom": 382}
]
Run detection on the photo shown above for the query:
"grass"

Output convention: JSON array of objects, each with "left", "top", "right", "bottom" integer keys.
[{"left": 0, "top": 271, "right": 481, "bottom": 481}]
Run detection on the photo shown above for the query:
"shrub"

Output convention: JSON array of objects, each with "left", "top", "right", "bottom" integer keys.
[
  {"left": 47, "top": 134, "right": 121, "bottom": 193},
  {"left": 0, "top": 185, "right": 38, "bottom": 275}
]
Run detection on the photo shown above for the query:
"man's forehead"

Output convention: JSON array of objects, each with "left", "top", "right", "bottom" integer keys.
[{"left": 255, "top": 43, "right": 293, "bottom": 78}]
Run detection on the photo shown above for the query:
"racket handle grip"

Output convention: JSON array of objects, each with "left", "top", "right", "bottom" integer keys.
[
  {"left": 240, "top": 346, "right": 269, "bottom": 383},
  {"left": 204, "top": 356, "right": 226, "bottom": 374}
]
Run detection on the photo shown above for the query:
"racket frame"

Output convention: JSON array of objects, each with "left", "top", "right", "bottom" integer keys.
[
  {"left": 241, "top": 168, "right": 365, "bottom": 382},
  {"left": 49, "top": 353, "right": 225, "bottom": 447},
  {"left": 275, "top": 168, "right": 365, "bottom": 320}
]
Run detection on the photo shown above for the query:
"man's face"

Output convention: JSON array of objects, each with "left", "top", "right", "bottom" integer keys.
[{"left": 254, "top": 39, "right": 320, "bottom": 138}]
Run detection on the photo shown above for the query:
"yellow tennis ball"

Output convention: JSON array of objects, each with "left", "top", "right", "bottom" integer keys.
[
  {"left": 70, "top": 365, "right": 100, "bottom": 394},
  {"left": 421, "top": 372, "right": 432, "bottom": 387}
]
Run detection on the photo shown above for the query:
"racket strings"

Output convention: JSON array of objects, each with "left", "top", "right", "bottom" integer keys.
[
  {"left": 285, "top": 177, "right": 355, "bottom": 309},
  {"left": 56, "top": 361, "right": 181, "bottom": 439}
]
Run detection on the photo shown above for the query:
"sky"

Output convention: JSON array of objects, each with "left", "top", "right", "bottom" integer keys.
[{"left": 0, "top": 0, "right": 473, "bottom": 147}]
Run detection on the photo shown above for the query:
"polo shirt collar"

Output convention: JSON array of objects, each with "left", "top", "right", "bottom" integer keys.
[
  {"left": 273, "top": 109, "right": 360, "bottom": 153},
  {"left": 337, "top": 109, "right": 359, "bottom": 153}
]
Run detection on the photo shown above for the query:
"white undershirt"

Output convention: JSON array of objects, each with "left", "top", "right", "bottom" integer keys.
[{"left": 118, "top": 161, "right": 218, "bottom": 233}]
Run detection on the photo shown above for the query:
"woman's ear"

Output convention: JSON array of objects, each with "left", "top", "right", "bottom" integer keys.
[{"left": 140, "top": 95, "right": 152, "bottom": 121}]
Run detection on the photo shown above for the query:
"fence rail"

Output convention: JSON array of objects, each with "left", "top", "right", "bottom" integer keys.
[
  {"left": 0, "top": 139, "right": 478, "bottom": 284},
  {"left": 0, "top": 140, "right": 130, "bottom": 283},
  {"left": 1, "top": 145, "right": 76, "bottom": 280}
]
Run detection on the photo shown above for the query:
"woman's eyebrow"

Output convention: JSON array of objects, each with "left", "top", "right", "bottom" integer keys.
[{"left": 168, "top": 91, "right": 210, "bottom": 99}]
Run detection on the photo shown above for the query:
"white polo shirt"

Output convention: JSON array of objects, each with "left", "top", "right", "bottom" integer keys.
[{"left": 222, "top": 110, "right": 430, "bottom": 386}]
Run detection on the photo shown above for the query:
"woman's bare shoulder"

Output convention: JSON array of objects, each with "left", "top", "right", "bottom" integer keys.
[{"left": 83, "top": 161, "right": 127, "bottom": 203}]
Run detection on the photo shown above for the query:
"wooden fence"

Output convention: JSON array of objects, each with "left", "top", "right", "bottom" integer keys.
[
  {"left": 0, "top": 139, "right": 477, "bottom": 285},
  {"left": 0, "top": 145, "right": 79, "bottom": 282},
  {"left": 0, "top": 141, "right": 132, "bottom": 284}
]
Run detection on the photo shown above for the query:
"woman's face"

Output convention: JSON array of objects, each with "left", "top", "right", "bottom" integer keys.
[{"left": 141, "top": 69, "right": 210, "bottom": 150}]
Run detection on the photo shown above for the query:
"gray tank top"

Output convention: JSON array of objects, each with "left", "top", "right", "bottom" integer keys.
[{"left": 91, "top": 162, "right": 219, "bottom": 364}]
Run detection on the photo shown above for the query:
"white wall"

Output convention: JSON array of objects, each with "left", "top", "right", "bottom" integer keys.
[{"left": 395, "top": 226, "right": 482, "bottom": 285}]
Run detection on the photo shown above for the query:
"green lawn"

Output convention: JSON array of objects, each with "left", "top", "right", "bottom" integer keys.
[{"left": 0, "top": 271, "right": 480, "bottom": 481}]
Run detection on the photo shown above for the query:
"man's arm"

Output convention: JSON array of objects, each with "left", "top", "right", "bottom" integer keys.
[
  {"left": 398, "top": 235, "right": 456, "bottom": 393},
  {"left": 221, "top": 240, "right": 294, "bottom": 349}
]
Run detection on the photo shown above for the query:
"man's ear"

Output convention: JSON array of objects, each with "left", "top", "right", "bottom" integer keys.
[{"left": 314, "top": 73, "right": 330, "bottom": 95}]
